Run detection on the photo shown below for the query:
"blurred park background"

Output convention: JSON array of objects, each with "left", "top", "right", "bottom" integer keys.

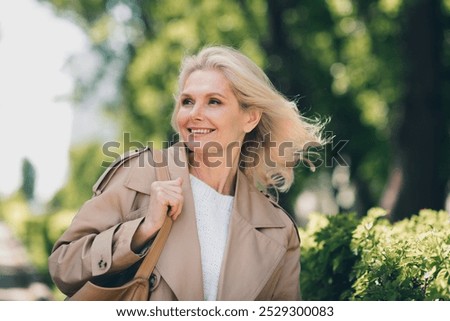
[{"left": 0, "top": 0, "right": 449, "bottom": 300}]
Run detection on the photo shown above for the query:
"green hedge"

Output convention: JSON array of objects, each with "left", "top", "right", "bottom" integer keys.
[{"left": 299, "top": 208, "right": 450, "bottom": 300}]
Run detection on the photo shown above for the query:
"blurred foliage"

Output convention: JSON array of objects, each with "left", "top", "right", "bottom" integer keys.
[
  {"left": 0, "top": 194, "right": 75, "bottom": 299},
  {"left": 300, "top": 208, "right": 450, "bottom": 300},
  {"left": 49, "top": 142, "right": 107, "bottom": 210}
]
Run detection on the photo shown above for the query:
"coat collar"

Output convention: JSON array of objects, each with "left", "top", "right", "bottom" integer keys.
[
  {"left": 125, "top": 144, "right": 286, "bottom": 229},
  {"left": 125, "top": 143, "right": 287, "bottom": 300}
]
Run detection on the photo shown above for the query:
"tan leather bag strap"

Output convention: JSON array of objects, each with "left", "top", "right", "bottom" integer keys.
[{"left": 134, "top": 148, "right": 173, "bottom": 279}]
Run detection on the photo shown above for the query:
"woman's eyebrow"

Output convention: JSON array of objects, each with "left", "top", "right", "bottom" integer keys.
[{"left": 180, "top": 92, "right": 227, "bottom": 99}]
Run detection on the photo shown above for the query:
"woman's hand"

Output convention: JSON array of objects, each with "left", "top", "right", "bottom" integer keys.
[
  {"left": 146, "top": 177, "right": 184, "bottom": 229},
  {"left": 131, "top": 177, "right": 183, "bottom": 253}
]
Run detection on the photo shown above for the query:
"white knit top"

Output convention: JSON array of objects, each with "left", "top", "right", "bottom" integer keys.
[{"left": 190, "top": 174, "right": 234, "bottom": 301}]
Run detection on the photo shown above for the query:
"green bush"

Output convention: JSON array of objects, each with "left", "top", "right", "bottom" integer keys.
[{"left": 299, "top": 208, "right": 450, "bottom": 300}]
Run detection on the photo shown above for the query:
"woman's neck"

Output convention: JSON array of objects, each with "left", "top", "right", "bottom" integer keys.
[{"left": 188, "top": 151, "right": 239, "bottom": 196}]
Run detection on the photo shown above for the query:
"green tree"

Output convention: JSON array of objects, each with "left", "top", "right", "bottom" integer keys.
[
  {"left": 379, "top": 0, "right": 449, "bottom": 221},
  {"left": 20, "top": 158, "right": 36, "bottom": 201}
]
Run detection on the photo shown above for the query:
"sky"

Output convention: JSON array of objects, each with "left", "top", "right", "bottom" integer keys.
[{"left": 0, "top": 0, "right": 88, "bottom": 202}]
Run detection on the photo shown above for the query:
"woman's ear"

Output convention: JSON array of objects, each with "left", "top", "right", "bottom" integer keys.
[{"left": 243, "top": 108, "right": 262, "bottom": 133}]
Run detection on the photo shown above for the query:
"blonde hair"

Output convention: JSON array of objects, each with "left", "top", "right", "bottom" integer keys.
[{"left": 171, "top": 45, "right": 326, "bottom": 193}]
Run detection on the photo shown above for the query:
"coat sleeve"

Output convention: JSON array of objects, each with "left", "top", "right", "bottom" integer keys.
[
  {"left": 271, "top": 222, "right": 301, "bottom": 300},
  {"left": 48, "top": 157, "right": 152, "bottom": 297}
]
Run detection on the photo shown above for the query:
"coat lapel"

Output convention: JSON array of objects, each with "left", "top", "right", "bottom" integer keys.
[
  {"left": 216, "top": 171, "right": 287, "bottom": 300},
  {"left": 155, "top": 144, "right": 204, "bottom": 300}
]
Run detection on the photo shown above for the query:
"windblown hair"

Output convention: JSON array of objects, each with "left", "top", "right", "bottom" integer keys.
[{"left": 171, "top": 45, "right": 326, "bottom": 193}]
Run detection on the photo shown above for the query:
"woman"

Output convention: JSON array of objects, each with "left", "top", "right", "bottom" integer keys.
[{"left": 48, "top": 45, "right": 325, "bottom": 300}]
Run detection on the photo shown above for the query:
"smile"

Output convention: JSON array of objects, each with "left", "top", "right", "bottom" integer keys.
[{"left": 189, "top": 128, "right": 215, "bottom": 134}]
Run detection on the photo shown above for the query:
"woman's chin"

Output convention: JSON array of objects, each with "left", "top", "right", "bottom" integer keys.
[{"left": 183, "top": 140, "right": 227, "bottom": 156}]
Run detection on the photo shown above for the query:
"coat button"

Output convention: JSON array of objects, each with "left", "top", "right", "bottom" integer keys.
[
  {"left": 149, "top": 273, "right": 159, "bottom": 291},
  {"left": 149, "top": 274, "right": 156, "bottom": 287},
  {"left": 98, "top": 259, "right": 107, "bottom": 269}
]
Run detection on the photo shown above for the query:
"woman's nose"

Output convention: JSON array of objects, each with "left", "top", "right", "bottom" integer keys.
[{"left": 189, "top": 102, "right": 204, "bottom": 120}]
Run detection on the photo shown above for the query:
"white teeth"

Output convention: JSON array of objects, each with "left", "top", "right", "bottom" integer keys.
[{"left": 191, "top": 129, "right": 213, "bottom": 134}]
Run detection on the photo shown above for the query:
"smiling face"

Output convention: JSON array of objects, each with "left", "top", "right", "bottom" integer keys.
[{"left": 175, "top": 69, "right": 258, "bottom": 155}]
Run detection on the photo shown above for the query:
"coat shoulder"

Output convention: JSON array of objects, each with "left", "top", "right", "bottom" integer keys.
[{"left": 92, "top": 146, "right": 151, "bottom": 196}]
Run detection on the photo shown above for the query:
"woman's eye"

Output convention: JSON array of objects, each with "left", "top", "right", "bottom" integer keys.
[
  {"left": 181, "top": 98, "right": 193, "bottom": 106},
  {"left": 209, "top": 98, "right": 221, "bottom": 105}
]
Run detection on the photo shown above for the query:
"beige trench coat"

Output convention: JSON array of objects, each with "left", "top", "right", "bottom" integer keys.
[{"left": 48, "top": 144, "right": 301, "bottom": 300}]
